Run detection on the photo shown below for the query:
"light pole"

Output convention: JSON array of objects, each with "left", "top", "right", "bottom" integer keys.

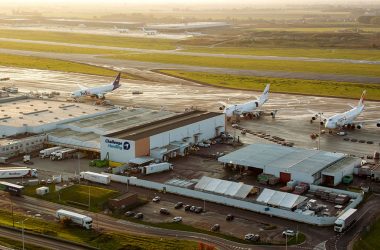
[
  {"left": 318, "top": 112, "right": 323, "bottom": 150},
  {"left": 17, "top": 218, "right": 29, "bottom": 250}
]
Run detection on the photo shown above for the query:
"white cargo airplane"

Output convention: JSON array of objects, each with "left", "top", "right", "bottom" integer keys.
[
  {"left": 311, "top": 90, "right": 380, "bottom": 130},
  {"left": 142, "top": 27, "right": 158, "bottom": 35},
  {"left": 71, "top": 73, "right": 121, "bottom": 99},
  {"left": 218, "top": 84, "right": 276, "bottom": 120}
]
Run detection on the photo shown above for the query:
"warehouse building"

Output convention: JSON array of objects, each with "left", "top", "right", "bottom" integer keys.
[
  {"left": 101, "top": 110, "right": 225, "bottom": 163},
  {"left": 146, "top": 22, "right": 229, "bottom": 31},
  {"left": 218, "top": 144, "right": 360, "bottom": 186}
]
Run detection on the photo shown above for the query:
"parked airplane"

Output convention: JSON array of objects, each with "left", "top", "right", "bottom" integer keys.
[
  {"left": 310, "top": 90, "right": 380, "bottom": 130},
  {"left": 218, "top": 84, "right": 276, "bottom": 120},
  {"left": 71, "top": 73, "right": 121, "bottom": 99},
  {"left": 142, "top": 27, "right": 158, "bottom": 35}
]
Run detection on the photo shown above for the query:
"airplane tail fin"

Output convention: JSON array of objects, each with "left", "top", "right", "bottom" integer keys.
[
  {"left": 112, "top": 73, "right": 121, "bottom": 90},
  {"left": 358, "top": 90, "right": 366, "bottom": 107},
  {"left": 259, "top": 84, "right": 270, "bottom": 102}
]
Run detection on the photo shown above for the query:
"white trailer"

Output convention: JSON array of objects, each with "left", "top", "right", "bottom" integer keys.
[
  {"left": 0, "top": 168, "right": 37, "bottom": 179},
  {"left": 39, "top": 146, "right": 62, "bottom": 158},
  {"left": 334, "top": 208, "right": 357, "bottom": 232},
  {"left": 80, "top": 172, "right": 111, "bottom": 185},
  {"left": 51, "top": 148, "right": 76, "bottom": 161},
  {"left": 142, "top": 162, "right": 173, "bottom": 175},
  {"left": 56, "top": 209, "right": 92, "bottom": 229}
]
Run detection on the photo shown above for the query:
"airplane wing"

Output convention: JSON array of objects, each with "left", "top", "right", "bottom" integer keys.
[
  {"left": 77, "top": 84, "right": 88, "bottom": 91},
  {"left": 350, "top": 119, "right": 380, "bottom": 125},
  {"left": 347, "top": 104, "right": 355, "bottom": 109},
  {"left": 307, "top": 109, "right": 328, "bottom": 119},
  {"left": 217, "top": 101, "right": 228, "bottom": 107}
]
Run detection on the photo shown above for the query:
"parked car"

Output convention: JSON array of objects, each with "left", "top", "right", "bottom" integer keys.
[
  {"left": 245, "top": 233, "right": 260, "bottom": 242},
  {"left": 124, "top": 211, "right": 135, "bottom": 217},
  {"left": 282, "top": 229, "right": 296, "bottom": 237},
  {"left": 211, "top": 224, "right": 220, "bottom": 232},
  {"left": 226, "top": 214, "right": 234, "bottom": 221},
  {"left": 152, "top": 196, "right": 160, "bottom": 202},
  {"left": 190, "top": 206, "right": 196, "bottom": 212},
  {"left": 195, "top": 207, "right": 203, "bottom": 213},
  {"left": 172, "top": 216, "right": 182, "bottom": 223},
  {"left": 184, "top": 205, "right": 191, "bottom": 211},
  {"left": 174, "top": 202, "right": 183, "bottom": 209},
  {"left": 134, "top": 213, "right": 143, "bottom": 219},
  {"left": 160, "top": 208, "right": 170, "bottom": 215}
]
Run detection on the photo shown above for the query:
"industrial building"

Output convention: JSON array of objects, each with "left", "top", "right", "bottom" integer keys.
[
  {"left": 256, "top": 188, "right": 308, "bottom": 210},
  {"left": 218, "top": 144, "right": 361, "bottom": 186},
  {"left": 101, "top": 110, "right": 225, "bottom": 163},
  {"left": 145, "top": 22, "right": 229, "bottom": 31}
]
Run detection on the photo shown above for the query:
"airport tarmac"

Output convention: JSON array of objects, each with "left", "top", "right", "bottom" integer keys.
[{"left": 1, "top": 66, "right": 380, "bottom": 158}]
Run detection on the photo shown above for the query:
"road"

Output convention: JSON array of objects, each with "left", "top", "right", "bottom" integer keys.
[
  {"left": 0, "top": 226, "right": 91, "bottom": 250},
  {"left": 3, "top": 193, "right": 325, "bottom": 250},
  {"left": 1, "top": 48, "right": 380, "bottom": 84},
  {"left": 326, "top": 194, "right": 380, "bottom": 250}
]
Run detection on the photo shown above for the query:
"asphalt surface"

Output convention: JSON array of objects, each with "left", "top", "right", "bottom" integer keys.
[
  {"left": 1, "top": 48, "right": 380, "bottom": 84},
  {"left": 1, "top": 37, "right": 380, "bottom": 65},
  {"left": 0, "top": 226, "right": 90, "bottom": 250}
]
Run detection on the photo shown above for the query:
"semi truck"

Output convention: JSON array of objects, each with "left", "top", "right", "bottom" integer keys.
[
  {"left": 39, "top": 146, "right": 62, "bottom": 158},
  {"left": 0, "top": 168, "right": 37, "bottom": 179},
  {"left": 51, "top": 148, "right": 76, "bottom": 161},
  {"left": 80, "top": 172, "right": 111, "bottom": 185},
  {"left": 334, "top": 208, "right": 357, "bottom": 232},
  {"left": 0, "top": 181, "right": 23, "bottom": 196},
  {"left": 56, "top": 209, "right": 92, "bottom": 229},
  {"left": 141, "top": 162, "right": 173, "bottom": 175}
]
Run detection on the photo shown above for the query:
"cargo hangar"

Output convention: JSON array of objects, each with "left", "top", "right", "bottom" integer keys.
[
  {"left": 0, "top": 97, "right": 225, "bottom": 163},
  {"left": 218, "top": 144, "right": 361, "bottom": 186}
]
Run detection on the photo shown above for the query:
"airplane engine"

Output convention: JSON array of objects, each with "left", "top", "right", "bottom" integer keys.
[
  {"left": 377, "top": 122, "right": 380, "bottom": 127},
  {"left": 311, "top": 116, "right": 317, "bottom": 121},
  {"left": 219, "top": 106, "right": 224, "bottom": 111},
  {"left": 356, "top": 124, "right": 363, "bottom": 129},
  {"left": 320, "top": 121, "right": 324, "bottom": 126}
]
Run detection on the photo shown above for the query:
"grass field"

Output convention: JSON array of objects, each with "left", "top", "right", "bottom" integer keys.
[
  {"left": 0, "top": 41, "right": 123, "bottom": 55},
  {"left": 0, "top": 209, "right": 197, "bottom": 250},
  {"left": 0, "top": 29, "right": 177, "bottom": 50},
  {"left": 159, "top": 70, "right": 380, "bottom": 100},
  {"left": 185, "top": 47, "right": 380, "bottom": 61},
  {"left": 354, "top": 216, "right": 380, "bottom": 250},
  {"left": 107, "top": 53, "right": 380, "bottom": 77},
  {"left": 0, "top": 53, "right": 132, "bottom": 78},
  {"left": 23, "top": 184, "right": 119, "bottom": 212},
  {"left": 254, "top": 27, "right": 380, "bottom": 33},
  {"left": 0, "top": 235, "right": 50, "bottom": 250}
]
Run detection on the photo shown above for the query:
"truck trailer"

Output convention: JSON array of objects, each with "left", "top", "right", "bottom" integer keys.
[
  {"left": 80, "top": 172, "right": 111, "bottom": 185},
  {"left": 56, "top": 209, "right": 92, "bottom": 229},
  {"left": 0, "top": 181, "right": 23, "bottom": 196},
  {"left": 142, "top": 162, "right": 173, "bottom": 175},
  {"left": 39, "top": 146, "right": 62, "bottom": 158},
  {"left": 334, "top": 208, "right": 357, "bottom": 232},
  {"left": 0, "top": 168, "right": 37, "bottom": 179},
  {"left": 51, "top": 148, "right": 76, "bottom": 161}
]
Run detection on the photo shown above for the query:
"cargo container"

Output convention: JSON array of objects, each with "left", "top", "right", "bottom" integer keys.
[
  {"left": 334, "top": 208, "right": 357, "bottom": 232},
  {"left": 80, "top": 171, "right": 110, "bottom": 185},
  {"left": 56, "top": 209, "right": 92, "bottom": 229},
  {"left": 0, "top": 181, "right": 23, "bottom": 196},
  {"left": 51, "top": 148, "right": 76, "bottom": 161},
  {"left": 141, "top": 162, "right": 173, "bottom": 175},
  {"left": 0, "top": 168, "right": 37, "bottom": 179}
]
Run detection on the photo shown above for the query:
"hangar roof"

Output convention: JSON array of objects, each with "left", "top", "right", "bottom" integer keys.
[
  {"left": 106, "top": 110, "right": 222, "bottom": 141},
  {"left": 218, "top": 144, "right": 346, "bottom": 175}
]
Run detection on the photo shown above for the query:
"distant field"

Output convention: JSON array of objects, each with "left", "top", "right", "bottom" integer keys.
[
  {"left": 159, "top": 70, "right": 380, "bottom": 100},
  {"left": 24, "top": 184, "right": 119, "bottom": 212},
  {"left": 185, "top": 47, "right": 380, "bottom": 61},
  {"left": 0, "top": 29, "right": 177, "bottom": 50},
  {"left": 0, "top": 53, "right": 131, "bottom": 78},
  {"left": 254, "top": 27, "right": 380, "bottom": 33},
  {"left": 354, "top": 216, "right": 380, "bottom": 250},
  {"left": 0, "top": 41, "right": 122, "bottom": 55},
  {"left": 107, "top": 53, "right": 380, "bottom": 77}
]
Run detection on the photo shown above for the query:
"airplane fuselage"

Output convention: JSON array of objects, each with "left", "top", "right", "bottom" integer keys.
[
  {"left": 225, "top": 99, "right": 266, "bottom": 117},
  {"left": 325, "top": 105, "right": 364, "bottom": 129},
  {"left": 72, "top": 84, "right": 118, "bottom": 98}
]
